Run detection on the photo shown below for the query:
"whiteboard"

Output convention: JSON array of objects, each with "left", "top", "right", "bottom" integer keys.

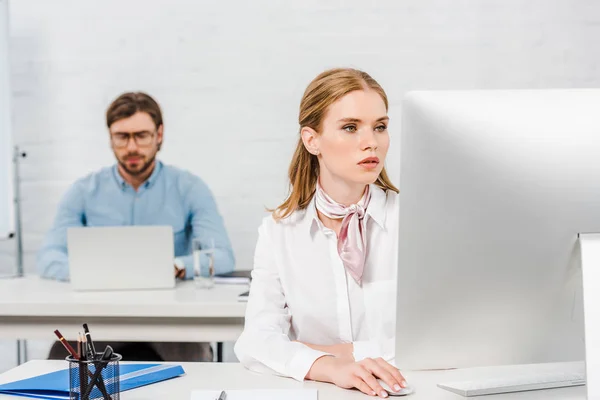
[{"left": 0, "top": 0, "right": 13, "bottom": 239}]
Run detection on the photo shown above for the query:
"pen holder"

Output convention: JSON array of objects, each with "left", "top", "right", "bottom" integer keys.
[{"left": 67, "top": 354, "right": 122, "bottom": 400}]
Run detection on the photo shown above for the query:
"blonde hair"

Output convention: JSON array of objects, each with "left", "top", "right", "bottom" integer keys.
[{"left": 273, "top": 68, "right": 399, "bottom": 221}]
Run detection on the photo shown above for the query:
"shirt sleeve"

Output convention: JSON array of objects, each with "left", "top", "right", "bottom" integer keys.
[
  {"left": 234, "top": 220, "right": 331, "bottom": 381},
  {"left": 179, "top": 175, "right": 235, "bottom": 279},
  {"left": 36, "top": 182, "right": 86, "bottom": 281}
]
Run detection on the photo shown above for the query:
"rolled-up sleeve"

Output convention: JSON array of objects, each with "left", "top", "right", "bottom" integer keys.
[
  {"left": 234, "top": 220, "right": 331, "bottom": 381},
  {"left": 180, "top": 176, "right": 235, "bottom": 278},
  {"left": 36, "top": 182, "right": 86, "bottom": 281}
]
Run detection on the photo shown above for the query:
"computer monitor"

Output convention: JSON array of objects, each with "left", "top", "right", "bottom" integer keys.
[
  {"left": 581, "top": 232, "right": 600, "bottom": 399},
  {"left": 395, "top": 89, "right": 600, "bottom": 372}
]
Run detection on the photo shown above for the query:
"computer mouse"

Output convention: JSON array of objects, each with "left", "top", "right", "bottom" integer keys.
[{"left": 377, "top": 379, "right": 415, "bottom": 396}]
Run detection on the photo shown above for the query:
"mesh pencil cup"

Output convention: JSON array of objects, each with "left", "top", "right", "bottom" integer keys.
[{"left": 66, "top": 353, "right": 122, "bottom": 400}]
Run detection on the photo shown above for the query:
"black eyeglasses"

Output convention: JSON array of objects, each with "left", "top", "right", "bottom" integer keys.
[{"left": 111, "top": 131, "right": 156, "bottom": 148}]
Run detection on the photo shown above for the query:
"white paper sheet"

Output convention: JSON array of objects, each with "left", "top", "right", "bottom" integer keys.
[{"left": 190, "top": 389, "right": 318, "bottom": 400}]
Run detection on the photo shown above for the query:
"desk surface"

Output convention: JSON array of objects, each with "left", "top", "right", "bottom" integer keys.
[
  {"left": 0, "top": 361, "right": 586, "bottom": 400},
  {"left": 0, "top": 276, "right": 247, "bottom": 318},
  {"left": 0, "top": 276, "right": 247, "bottom": 342}
]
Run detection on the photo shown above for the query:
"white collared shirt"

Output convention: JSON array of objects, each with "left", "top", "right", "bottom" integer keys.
[{"left": 234, "top": 184, "right": 398, "bottom": 381}]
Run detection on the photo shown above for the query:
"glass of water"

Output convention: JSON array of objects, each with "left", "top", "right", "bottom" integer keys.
[{"left": 193, "top": 238, "right": 215, "bottom": 289}]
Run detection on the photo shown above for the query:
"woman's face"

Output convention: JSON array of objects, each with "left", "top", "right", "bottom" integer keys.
[{"left": 303, "top": 89, "right": 390, "bottom": 189}]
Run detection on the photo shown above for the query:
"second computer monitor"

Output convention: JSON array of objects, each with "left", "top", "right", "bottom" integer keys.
[{"left": 396, "top": 89, "right": 600, "bottom": 370}]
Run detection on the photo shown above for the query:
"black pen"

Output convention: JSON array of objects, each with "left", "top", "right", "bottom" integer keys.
[
  {"left": 217, "top": 390, "right": 227, "bottom": 400},
  {"left": 83, "top": 323, "right": 97, "bottom": 358}
]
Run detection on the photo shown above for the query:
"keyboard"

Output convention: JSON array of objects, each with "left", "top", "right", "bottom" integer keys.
[{"left": 438, "top": 371, "right": 586, "bottom": 397}]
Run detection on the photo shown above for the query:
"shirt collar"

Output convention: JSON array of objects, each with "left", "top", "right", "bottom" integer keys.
[
  {"left": 145, "top": 161, "right": 163, "bottom": 188},
  {"left": 366, "top": 184, "right": 387, "bottom": 229},
  {"left": 301, "top": 184, "right": 388, "bottom": 234},
  {"left": 303, "top": 196, "right": 320, "bottom": 236},
  {"left": 113, "top": 160, "right": 163, "bottom": 190}
]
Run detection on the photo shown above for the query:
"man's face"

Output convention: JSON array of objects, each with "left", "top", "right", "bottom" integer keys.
[{"left": 109, "top": 112, "right": 163, "bottom": 176}]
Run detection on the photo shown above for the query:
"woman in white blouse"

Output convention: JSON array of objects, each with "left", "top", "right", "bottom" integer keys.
[{"left": 234, "top": 68, "right": 405, "bottom": 398}]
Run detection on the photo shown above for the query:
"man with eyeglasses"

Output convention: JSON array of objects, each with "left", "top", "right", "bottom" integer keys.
[{"left": 37, "top": 92, "right": 234, "bottom": 362}]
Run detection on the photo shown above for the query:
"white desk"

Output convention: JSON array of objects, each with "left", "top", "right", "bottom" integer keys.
[
  {"left": 0, "top": 276, "right": 247, "bottom": 342},
  {"left": 0, "top": 361, "right": 586, "bottom": 400}
]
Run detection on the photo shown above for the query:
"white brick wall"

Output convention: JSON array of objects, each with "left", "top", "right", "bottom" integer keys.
[{"left": 1, "top": 0, "right": 600, "bottom": 372}]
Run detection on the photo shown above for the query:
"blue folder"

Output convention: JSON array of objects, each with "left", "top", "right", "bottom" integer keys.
[{"left": 0, "top": 363, "right": 185, "bottom": 399}]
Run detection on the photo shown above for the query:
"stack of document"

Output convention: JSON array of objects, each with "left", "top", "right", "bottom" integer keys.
[
  {"left": 0, "top": 363, "right": 184, "bottom": 399},
  {"left": 214, "top": 270, "right": 252, "bottom": 285},
  {"left": 191, "top": 389, "right": 318, "bottom": 400}
]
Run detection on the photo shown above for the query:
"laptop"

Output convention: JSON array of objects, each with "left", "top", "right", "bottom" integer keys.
[{"left": 67, "top": 226, "right": 175, "bottom": 291}]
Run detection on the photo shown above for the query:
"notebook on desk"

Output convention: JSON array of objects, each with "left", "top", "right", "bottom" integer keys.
[
  {"left": 191, "top": 389, "right": 317, "bottom": 400},
  {"left": 0, "top": 363, "right": 184, "bottom": 399}
]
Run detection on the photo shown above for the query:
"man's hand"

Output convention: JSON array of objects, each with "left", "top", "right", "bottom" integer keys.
[{"left": 174, "top": 265, "right": 185, "bottom": 279}]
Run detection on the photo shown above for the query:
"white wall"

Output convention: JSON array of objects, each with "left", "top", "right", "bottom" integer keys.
[
  {"left": 0, "top": 0, "right": 13, "bottom": 240},
  {"left": 1, "top": 0, "right": 599, "bottom": 372}
]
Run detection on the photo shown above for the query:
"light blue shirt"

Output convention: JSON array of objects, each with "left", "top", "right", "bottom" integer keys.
[{"left": 36, "top": 161, "right": 235, "bottom": 281}]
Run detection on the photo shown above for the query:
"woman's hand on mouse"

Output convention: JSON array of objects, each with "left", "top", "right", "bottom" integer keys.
[{"left": 306, "top": 356, "right": 407, "bottom": 397}]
